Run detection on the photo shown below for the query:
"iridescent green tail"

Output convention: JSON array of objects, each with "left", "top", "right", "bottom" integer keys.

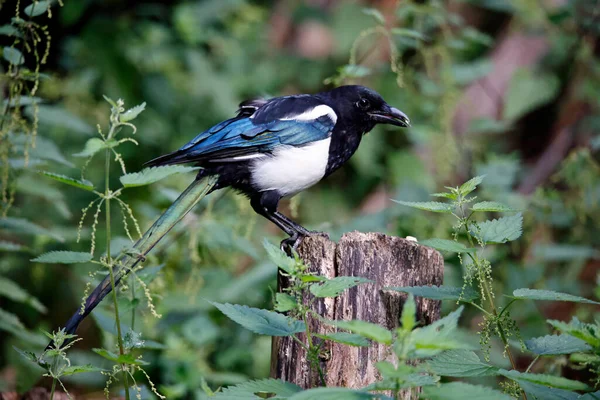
[{"left": 47, "top": 176, "right": 217, "bottom": 349}]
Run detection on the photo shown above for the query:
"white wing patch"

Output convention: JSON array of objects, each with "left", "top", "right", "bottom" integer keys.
[
  {"left": 280, "top": 104, "right": 337, "bottom": 124},
  {"left": 250, "top": 138, "right": 331, "bottom": 197}
]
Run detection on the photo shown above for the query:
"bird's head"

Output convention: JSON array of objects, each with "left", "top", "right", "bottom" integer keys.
[{"left": 321, "top": 85, "right": 410, "bottom": 132}]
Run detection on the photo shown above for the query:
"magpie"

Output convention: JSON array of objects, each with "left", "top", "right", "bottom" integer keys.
[
  {"left": 46, "top": 85, "right": 409, "bottom": 348},
  {"left": 147, "top": 85, "right": 409, "bottom": 248}
]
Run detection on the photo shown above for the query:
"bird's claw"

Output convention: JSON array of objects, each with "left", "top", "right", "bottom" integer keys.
[{"left": 280, "top": 234, "right": 301, "bottom": 255}]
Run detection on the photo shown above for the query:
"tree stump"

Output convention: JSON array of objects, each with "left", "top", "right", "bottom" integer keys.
[{"left": 270, "top": 232, "right": 444, "bottom": 399}]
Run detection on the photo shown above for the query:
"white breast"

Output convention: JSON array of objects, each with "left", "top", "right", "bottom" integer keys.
[{"left": 250, "top": 138, "right": 331, "bottom": 197}]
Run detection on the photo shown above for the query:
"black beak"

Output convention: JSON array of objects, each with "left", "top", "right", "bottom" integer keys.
[{"left": 369, "top": 106, "right": 410, "bottom": 127}]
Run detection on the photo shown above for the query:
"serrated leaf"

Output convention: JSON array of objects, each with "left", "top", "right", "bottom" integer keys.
[
  {"left": 459, "top": 175, "right": 485, "bottom": 196},
  {"left": 214, "top": 378, "right": 302, "bottom": 399},
  {"left": 14, "top": 346, "right": 39, "bottom": 364},
  {"left": 385, "top": 285, "right": 479, "bottom": 302},
  {"left": 430, "top": 192, "right": 457, "bottom": 200},
  {"left": 24, "top": 1, "right": 52, "bottom": 17},
  {"left": 525, "top": 334, "right": 592, "bottom": 355},
  {"left": 0, "top": 277, "right": 46, "bottom": 313},
  {"left": 0, "top": 217, "right": 64, "bottom": 242},
  {"left": 518, "top": 381, "right": 581, "bottom": 400},
  {"left": 471, "top": 201, "right": 516, "bottom": 212},
  {"left": 0, "top": 240, "right": 27, "bottom": 252},
  {"left": 470, "top": 213, "right": 522, "bottom": 244},
  {"left": 362, "top": 8, "right": 385, "bottom": 24},
  {"left": 420, "top": 238, "right": 475, "bottom": 254},
  {"left": 120, "top": 165, "right": 199, "bottom": 188},
  {"left": 73, "top": 138, "right": 112, "bottom": 158},
  {"left": 210, "top": 302, "right": 305, "bottom": 337},
  {"left": 309, "top": 276, "right": 372, "bottom": 298},
  {"left": 400, "top": 293, "right": 416, "bottom": 332},
  {"left": 364, "top": 374, "right": 438, "bottom": 391},
  {"left": 263, "top": 239, "right": 295, "bottom": 273},
  {"left": 427, "top": 350, "right": 499, "bottom": 377},
  {"left": 61, "top": 364, "right": 105, "bottom": 376},
  {"left": 326, "top": 319, "right": 392, "bottom": 344},
  {"left": 548, "top": 317, "right": 600, "bottom": 348},
  {"left": 422, "top": 382, "right": 513, "bottom": 400},
  {"left": 92, "top": 348, "right": 148, "bottom": 366},
  {"left": 505, "top": 69, "right": 560, "bottom": 121},
  {"left": 39, "top": 171, "right": 94, "bottom": 191},
  {"left": 500, "top": 370, "right": 589, "bottom": 391},
  {"left": 3, "top": 46, "right": 24, "bottom": 65},
  {"left": 391, "top": 28, "right": 426, "bottom": 40},
  {"left": 411, "top": 306, "right": 474, "bottom": 357},
  {"left": 289, "top": 387, "right": 384, "bottom": 400},
  {"left": 391, "top": 200, "right": 453, "bottom": 213},
  {"left": 274, "top": 293, "right": 297, "bottom": 312},
  {"left": 120, "top": 102, "right": 146, "bottom": 122},
  {"left": 31, "top": 251, "right": 92, "bottom": 264},
  {"left": 314, "top": 332, "right": 370, "bottom": 347},
  {"left": 513, "top": 288, "right": 599, "bottom": 305}
]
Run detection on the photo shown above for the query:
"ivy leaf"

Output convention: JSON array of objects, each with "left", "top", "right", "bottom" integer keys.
[
  {"left": 500, "top": 370, "right": 589, "bottom": 391},
  {"left": 391, "top": 200, "right": 453, "bottom": 213},
  {"left": 470, "top": 213, "right": 523, "bottom": 244},
  {"left": 31, "top": 251, "right": 92, "bottom": 264},
  {"left": 362, "top": 8, "right": 385, "bottom": 24},
  {"left": 525, "top": 334, "right": 592, "bottom": 355},
  {"left": 385, "top": 285, "right": 479, "bottom": 302},
  {"left": 326, "top": 319, "right": 392, "bottom": 344},
  {"left": 314, "top": 332, "right": 369, "bottom": 347},
  {"left": 24, "top": 1, "right": 52, "bottom": 17},
  {"left": 263, "top": 239, "right": 296, "bottom": 273},
  {"left": 120, "top": 165, "right": 199, "bottom": 188},
  {"left": 120, "top": 102, "right": 146, "bottom": 123},
  {"left": 213, "top": 378, "right": 302, "bottom": 399},
  {"left": 309, "top": 276, "right": 372, "bottom": 298},
  {"left": 513, "top": 288, "right": 600, "bottom": 305},
  {"left": 0, "top": 217, "right": 64, "bottom": 242},
  {"left": 471, "top": 201, "right": 517, "bottom": 213},
  {"left": 73, "top": 138, "right": 111, "bottom": 158},
  {"left": 427, "top": 350, "right": 499, "bottom": 377},
  {"left": 210, "top": 302, "right": 305, "bottom": 337},
  {"left": 61, "top": 364, "right": 105, "bottom": 376},
  {"left": 39, "top": 171, "right": 94, "bottom": 192},
  {"left": 3, "top": 47, "right": 24, "bottom": 65},
  {"left": 420, "top": 238, "right": 475, "bottom": 254},
  {"left": 0, "top": 277, "right": 47, "bottom": 313},
  {"left": 422, "top": 382, "right": 513, "bottom": 400}
]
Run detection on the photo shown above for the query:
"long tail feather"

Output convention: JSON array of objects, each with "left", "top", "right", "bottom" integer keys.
[{"left": 47, "top": 176, "right": 218, "bottom": 349}]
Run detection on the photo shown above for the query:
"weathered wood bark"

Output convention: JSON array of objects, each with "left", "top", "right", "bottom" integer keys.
[{"left": 270, "top": 231, "right": 444, "bottom": 399}]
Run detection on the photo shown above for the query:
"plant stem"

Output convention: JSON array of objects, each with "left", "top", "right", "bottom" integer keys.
[
  {"left": 50, "top": 378, "right": 56, "bottom": 400},
  {"left": 105, "top": 147, "right": 130, "bottom": 400}
]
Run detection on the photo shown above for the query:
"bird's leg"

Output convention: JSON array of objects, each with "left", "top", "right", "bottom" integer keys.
[{"left": 274, "top": 211, "right": 323, "bottom": 236}]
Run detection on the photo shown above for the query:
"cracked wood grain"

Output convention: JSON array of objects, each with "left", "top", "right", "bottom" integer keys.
[{"left": 270, "top": 231, "right": 444, "bottom": 399}]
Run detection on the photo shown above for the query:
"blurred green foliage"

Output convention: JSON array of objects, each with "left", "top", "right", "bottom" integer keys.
[{"left": 1, "top": 0, "right": 599, "bottom": 398}]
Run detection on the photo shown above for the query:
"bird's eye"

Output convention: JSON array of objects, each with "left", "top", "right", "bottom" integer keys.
[{"left": 357, "top": 98, "right": 370, "bottom": 110}]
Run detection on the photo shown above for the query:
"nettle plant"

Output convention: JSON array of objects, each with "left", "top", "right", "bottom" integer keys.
[
  {"left": 18, "top": 97, "right": 198, "bottom": 400},
  {"left": 208, "top": 177, "right": 600, "bottom": 400}
]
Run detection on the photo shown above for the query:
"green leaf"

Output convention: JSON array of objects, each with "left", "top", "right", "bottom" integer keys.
[
  {"left": 0, "top": 25, "right": 23, "bottom": 38},
  {"left": 548, "top": 317, "right": 600, "bottom": 348},
  {"left": 391, "top": 28, "right": 426, "bottom": 40},
  {"left": 505, "top": 69, "right": 560, "bottom": 121},
  {"left": 391, "top": 200, "right": 453, "bottom": 213},
  {"left": 513, "top": 288, "right": 600, "bottom": 305},
  {"left": 470, "top": 213, "right": 523, "bottom": 244},
  {"left": 0, "top": 277, "right": 46, "bottom": 313},
  {"left": 385, "top": 285, "right": 479, "bottom": 302},
  {"left": 309, "top": 276, "right": 372, "bottom": 298},
  {"left": 533, "top": 244, "right": 600, "bottom": 261},
  {"left": 31, "top": 251, "right": 92, "bottom": 264},
  {"left": 420, "top": 238, "right": 475, "bottom": 254},
  {"left": 0, "top": 240, "right": 27, "bottom": 252},
  {"left": 401, "top": 293, "right": 416, "bottom": 331},
  {"left": 24, "top": 1, "right": 52, "bottom": 17},
  {"left": 362, "top": 8, "right": 385, "bottom": 24},
  {"left": 120, "top": 102, "right": 146, "bottom": 122},
  {"left": 213, "top": 378, "right": 302, "bottom": 399},
  {"left": 427, "top": 350, "right": 499, "bottom": 377},
  {"left": 92, "top": 348, "right": 148, "bottom": 366},
  {"left": 3, "top": 47, "right": 24, "bottom": 65},
  {"left": 73, "top": 138, "right": 114, "bottom": 158},
  {"left": 459, "top": 175, "right": 485, "bottom": 196},
  {"left": 210, "top": 302, "right": 305, "bottom": 337},
  {"left": 500, "top": 369, "right": 589, "bottom": 391},
  {"left": 411, "top": 306, "right": 474, "bottom": 357},
  {"left": 422, "top": 382, "right": 513, "bottom": 400},
  {"left": 314, "top": 332, "right": 369, "bottom": 347},
  {"left": 517, "top": 381, "right": 581, "bottom": 400},
  {"left": 471, "top": 201, "right": 517, "bottom": 213},
  {"left": 120, "top": 165, "right": 199, "bottom": 188},
  {"left": 263, "top": 239, "right": 296, "bottom": 273},
  {"left": 39, "top": 171, "right": 94, "bottom": 191},
  {"left": 525, "top": 334, "right": 592, "bottom": 355},
  {"left": 326, "top": 319, "right": 392, "bottom": 344},
  {"left": 61, "top": 364, "right": 105, "bottom": 376},
  {"left": 274, "top": 293, "right": 297, "bottom": 312},
  {"left": 289, "top": 387, "right": 384, "bottom": 400},
  {"left": 0, "top": 217, "right": 64, "bottom": 242}
]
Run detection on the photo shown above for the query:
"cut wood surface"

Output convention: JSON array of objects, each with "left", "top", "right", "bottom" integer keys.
[{"left": 270, "top": 231, "right": 444, "bottom": 399}]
